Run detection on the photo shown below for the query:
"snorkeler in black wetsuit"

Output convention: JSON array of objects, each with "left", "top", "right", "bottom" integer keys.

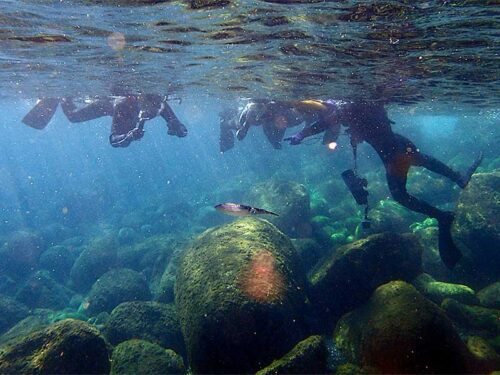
[
  {"left": 219, "top": 100, "right": 310, "bottom": 152},
  {"left": 284, "top": 99, "right": 483, "bottom": 269},
  {"left": 22, "top": 94, "right": 187, "bottom": 147}
]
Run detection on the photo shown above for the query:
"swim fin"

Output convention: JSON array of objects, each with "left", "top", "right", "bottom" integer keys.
[
  {"left": 459, "top": 152, "right": 483, "bottom": 188},
  {"left": 22, "top": 98, "right": 60, "bottom": 129},
  {"left": 438, "top": 214, "right": 462, "bottom": 269}
]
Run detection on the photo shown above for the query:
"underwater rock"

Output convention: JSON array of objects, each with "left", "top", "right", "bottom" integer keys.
[
  {"left": 412, "top": 223, "right": 450, "bottom": 278},
  {"left": 309, "top": 232, "right": 422, "bottom": 330},
  {"left": 412, "top": 275, "right": 477, "bottom": 305},
  {"left": 16, "top": 270, "right": 72, "bottom": 310},
  {"left": 0, "top": 295, "right": 29, "bottom": 335},
  {"left": 0, "top": 319, "right": 110, "bottom": 374},
  {"left": 84, "top": 268, "right": 151, "bottom": 315},
  {"left": 245, "top": 180, "right": 311, "bottom": 238},
  {"left": 441, "top": 298, "right": 500, "bottom": 336},
  {"left": 69, "top": 235, "right": 117, "bottom": 292},
  {"left": 117, "top": 227, "right": 138, "bottom": 245},
  {"left": 256, "top": 335, "right": 327, "bottom": 375},
  {"left": 0, "top": 231, "right": 45, "bottom": 279},
  {"left": 291, "top": 238, "right": 325, "bottom": 275},
  {"left": 333, "top": 281, "right": 473, "bottom": 373},
  {"left": 156, "top": 272, "right": 176, "bottom": 304},
  {"left": 110, "top": 339, "right": 185, "bottom": 375},
  {"left": 0, "top": 309, "right": 52, "bottom": 345},
  {"left": 39, "top": 223, "right": 73, "bottom": 247},
  {"left": 0, "top": 275, "right": 16, "bottom": 296},
  {"left": 104, "top": 301, "right": 184, "bottom": 355},
  {"left": 453, "top": 171, "right": 500, "bottom": 284},
  {"left": 477, "top": 281, "right": 500, "bottom": 309},
  {"left": 466, "top": 336, "right": 500, "bottom": 372},
  {"left": 407, "top": 169, "right": 459, "bottom": 205},
  {"left": 39, "top": 245, "right": 78, "bottom": 282},
  {"left": 175, "top": 218, "right": 309, "bottom": 373},
  {"left": 369, "top": 199, "right": 422, "bottom": 233}
]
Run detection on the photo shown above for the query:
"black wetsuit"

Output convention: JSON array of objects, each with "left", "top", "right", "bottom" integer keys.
[
  {"left": 291, "top": 100, "right": 466, "bottom": 268},
  {"left": 61, "top": 94, "right": 187, "bottom": 147}
]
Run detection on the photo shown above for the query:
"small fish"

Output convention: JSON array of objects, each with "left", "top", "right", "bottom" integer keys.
[{"left": 215, "top": 203, "right": 279, "bottom": 217}]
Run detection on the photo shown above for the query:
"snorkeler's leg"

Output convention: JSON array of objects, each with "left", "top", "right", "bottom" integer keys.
[
  {"left": 387, "top": 167, "right": 461, "bottom": 268},
  {"left": 22, "top": 98, "right": 60, "bottom": 129},
  {"left": 263, "top": 124, "right": 285, "bottom": 149},
  {"left": 60, "top": 98, "right": 113, "bottom": 123},
  {"left": 219, "top": 125, "right": 235, "bottom": 153},
  {"left": 160, "top": 103, "right": 187, "bottom": 137}
]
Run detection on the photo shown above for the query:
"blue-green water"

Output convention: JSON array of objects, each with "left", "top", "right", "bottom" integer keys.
[{"left": 0, "top": 1, "right": 498, "bottom": 374}]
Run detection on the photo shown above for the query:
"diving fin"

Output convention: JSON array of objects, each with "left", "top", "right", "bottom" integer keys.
[
  {"left": 22, "top": 98, "right": 60, "bottom": 129},
  {"left": 438, "top": 214, "right": 462, "bottom": 269}
]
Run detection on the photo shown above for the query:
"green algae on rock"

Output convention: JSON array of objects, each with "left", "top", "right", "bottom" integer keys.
[
  {"left": 416, "top": 278, "right": 477, "bottom": 305},
  {"left": 110, "top": 339, "right": 185, "bottom": 375},
  {"left": 0, "top": 295, "right": 29, "bottom": 335},
  {"left": 477, "top": 281, "right": 500, "bottom": 309},
  {"left": 16, "top": 270, "right": 73, "bottom": 310},
  {"left": 333, "top": 281, "right": 473, "bottom": 374},
  {"left": 441, "top": 298, "right": 500, "bottom": 336},
  {"left": 83, "top": 268, "right": 151, "bottom": 315},
  {"left": 256, "top": 335, "right": 327, "bottom": 375},
  {"left": 175, "top": 217, "right": 309, "bottom": 373},
  {"left": 453, "top": 171, "right": 500, "bottom": 284},
  {"left": 309, "top": 232, "right": 422, "bottom": 329},
  {"left": 466, "top": 336, "right": 500, "bottom": 372},
  {"left": 245, "top": 180, "right": 311, "bottom": 237},
  {"left": 104, "top": 301, "right": 185, "bottom": 356},
  {"left": 0, "top": 319, "right": 110, "bottom": 374}
]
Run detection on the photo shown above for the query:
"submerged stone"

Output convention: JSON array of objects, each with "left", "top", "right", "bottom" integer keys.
[
  {"left": 0, "top": 295, "right": 29, "bottom": 335},
  {"left": 453, "top": 171, "right": 500, "bottom": 284},
  {"left": 466, "top": 336, "right": 500, "bottom": 372},
  {"left": 0, "top": 231, "right": 45, "bottom": 279},
  {"left": 309, "top": 232, "right": 422, "bottom": 329},
  {"left": 333, "top": 281, "right": 473, "bottom": 373},
  {"left": 0, "top": 319, "right": 110, "bottom": 374},
  {"left": 256, "top": 335, "right": 327, "bottom": 375},
  {"left": 84, "top": 268, "right": 151, "bottom": 315},
  {"left": 104, "top": 301, "right": 184, "bottom": 356},
  {"left": 441, "top": 298, "right": 500, "bottom": 336},
  {"left": 16, "top": 270, "right": 72, "bottom": 310},
  {"left": 110, "top": 339, "right": 185, "bottom": 375},
  {"left": 477, "top": 281, "right": 500, "bottom": 309},
  {"left": 175, "top": 217, "right": 309, "bottom": 373}
]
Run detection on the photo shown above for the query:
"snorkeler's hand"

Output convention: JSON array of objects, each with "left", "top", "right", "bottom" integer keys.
[{"left": 284, "top": 134, "right": 303, "bottom": 145}]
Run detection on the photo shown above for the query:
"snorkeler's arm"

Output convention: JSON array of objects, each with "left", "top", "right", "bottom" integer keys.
[
  {"left": 159, "top": 102, "right": 188, "bottom": 137},
  {"left": 284, "top": 120, "right": 329, "bottom": 145},
  {"left": 61, "top": 97, "right": 114, "bottom": 123}
]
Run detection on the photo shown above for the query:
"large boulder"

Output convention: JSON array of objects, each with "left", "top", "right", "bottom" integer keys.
[
  {"left": 333, "top": 281, "right": 474, "bottom": 374},
  {"left": 245, "top": 180, "right": 311, "bottom": 237},
  {"left": 477, "top": 281, "right": 500, "bottom": 309},
  {"left": 0, "top": 295, "right": 29, "bottom": 335},
  {"left": 110, "top": 339, "right": 185, "bottom": 375},
  {"left": 69, "top": 235, "right": 117, "bottom": 292},
  {"left": 15, "top": 271, "right": 72, "bottom": 310},
  {"left": 175, "top": 218, "right": 309, "bottom": 373},
  {"left": 83, "top": 268, "right": 151, "bottom": 315},
  {"left": 309, "top": 232, "right": 422, "bottom": 329},
  {"left": 103, "top": 301, "right": 184, "bottom": 356},
  {"left": 0, "top": 319, "right": 110, "bottom": 374},
  {"left": 256, "top": 335, "right": 327, "bottom": 375},
  {"left": 39, "top": 245, "right": 78, "bottom": 282},
  {"left": 441, "top": 298, "right": 500, "bottom": 336},
  {"left": 453, "top": 171, "right": 500, "bottom": 285},
  {"left": 0, "top": 231, "right": 45, "bottom": 279}
]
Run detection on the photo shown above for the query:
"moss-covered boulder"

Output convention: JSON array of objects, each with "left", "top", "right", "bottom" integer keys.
[
  {"left": 309, "top": 232, "right": 422, "bottom": 329},
  {"left": 441, "top": 298, "right": 500, "bottom": 336},
  {"left": 0, "top": 319, "right": 110, "bottom": 374},
  {"left": 104, "top": 301, "right": 184, "bottom": 355},
  {"left": 0, "top": 295, "right": 29, "bottom": 335},
  {"left": 0, "top": 310, "right": 52, "bottom": 345},
  {"left": 291, "top": 238, "right": 325, "bottom": 275},
  {"left": 453, "top": 171, "right": 500, "bottom": 284},
  {"left": 16, "top": 271, "right": 72, "bottom": 310},
  {"left": 467, "top": 336, "right": 500, "bottom": 372},
  {"left": 245, "top": 180, "right": 311, "bottom": 237},
  {"left": 110, "top": 339, "right": 185, "bottom": 375},
  {"left": 478, "top": 282, "right": 500, "bottom": 309},
  {"left": 175, "top": 218, "right": 309, "bottom": 373},
  {"left": 0, "top": 231, "right": 45, "bottom": 279},
  {"left": 256, "top": 335, "right": 327, "bottom": 375},
  {"left": 333, "top": 281, "right": 473, "bottom": 373},
  {"left": 84, "top": 268, "right": 151, "bottom": 315},
  {"left": 412, "top": 276, "right": 477, "bottom": 305},
  {"left": 69, "top": 235, "right": 117, "bottom": 292},
  {"left": 39, "top": 245, "right": 77, "bottom": 282},
  {"left": 369, "top": 199, "right": 421, "bottom": 233}
]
